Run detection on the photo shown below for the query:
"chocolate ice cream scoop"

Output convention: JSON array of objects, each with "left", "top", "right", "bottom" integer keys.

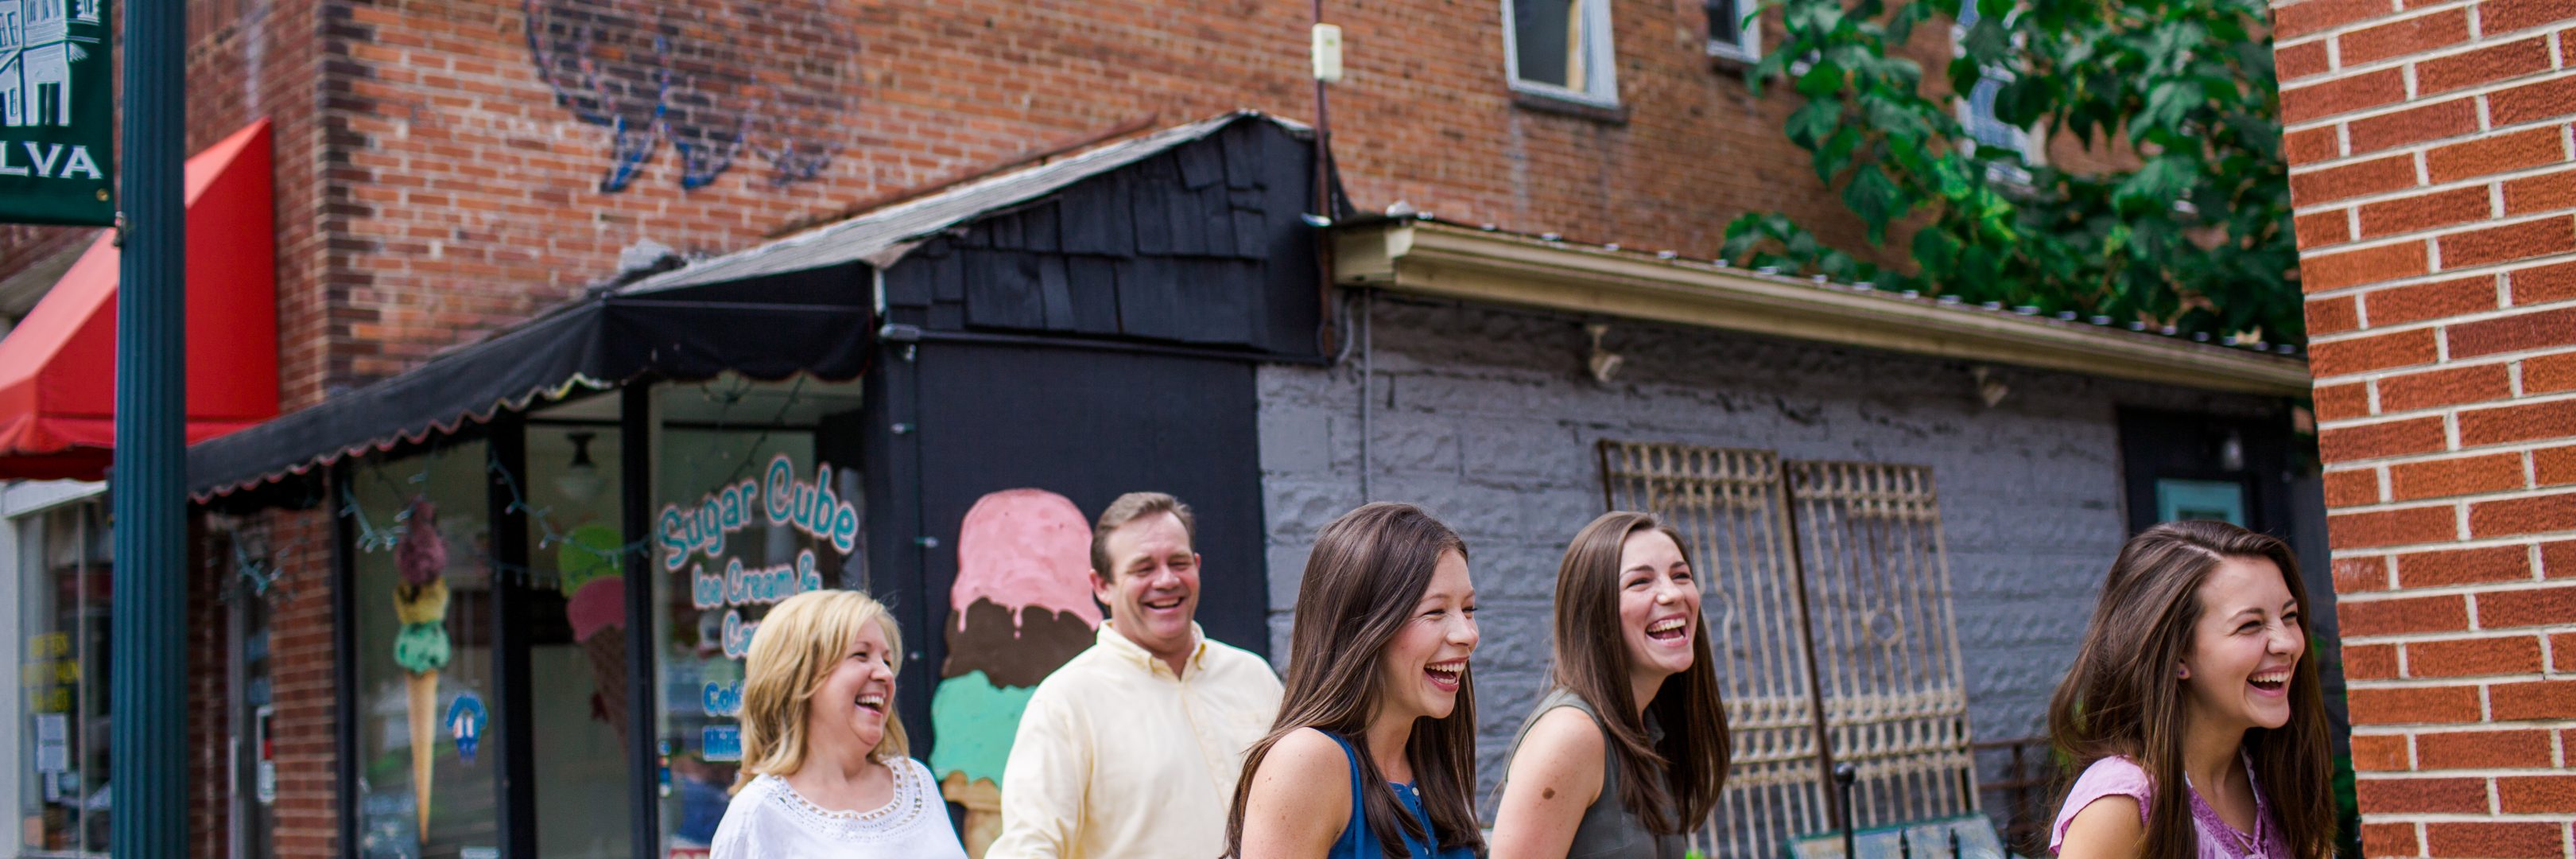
[
  {"left": 942, "top": 598, "right": 1096, "bottom": 686},
  {"left": 397, "top": 499, "right": 448, "bottom": 587}
]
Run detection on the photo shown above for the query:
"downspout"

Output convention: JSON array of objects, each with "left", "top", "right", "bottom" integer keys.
[
  {"left": 1359, "top": 288, "right": 1372, "bottom": 503},
  {"left": 1312, "top": 0, "right": 1340, "bottom": 358}
]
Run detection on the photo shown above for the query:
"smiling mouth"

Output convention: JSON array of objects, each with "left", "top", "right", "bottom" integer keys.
[
  {"left": 855, "top": 693, "right": 886, "bottom": 715},
  {"left": 2248, "top": 669, "right": 2290, "bottom": 692},
  {"left": 1143, "top": 596, "right": 1185, "bottom": 612},
  {"left": 1647, "top": 617, "right": 1690, "bottom": 642},
  {"left": 1424, "top": 661, "right": 1465, "bottom": 692}
]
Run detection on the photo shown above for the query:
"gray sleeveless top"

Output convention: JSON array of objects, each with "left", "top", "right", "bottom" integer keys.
[{"left": 1497, "top": 688, "right": 1692, "bottom": 859}]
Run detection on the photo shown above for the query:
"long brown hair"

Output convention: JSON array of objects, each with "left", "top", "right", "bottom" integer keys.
[
  {"left": 2045, "top": 521, "right": 2334, "bottom": 859},
  {"left": 1550, "top": 511, "right": 1731, "bottom": 834},
  {"left": 1223, "top": 503, "right": 1484, "bottom": 857}
]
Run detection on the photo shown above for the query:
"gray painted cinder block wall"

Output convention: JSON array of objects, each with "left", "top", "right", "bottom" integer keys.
[{"left": 1253, "top": 294, "right": 2290, "bottom": 803}]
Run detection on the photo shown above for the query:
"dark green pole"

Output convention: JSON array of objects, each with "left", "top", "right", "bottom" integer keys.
[{"left": 111, "top": 0, "right": 187, "bottom": 852}]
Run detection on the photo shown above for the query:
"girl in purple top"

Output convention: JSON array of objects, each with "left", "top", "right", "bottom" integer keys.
[{"left": 2046, "top": 521, "right": 2335, "bottom": 859}]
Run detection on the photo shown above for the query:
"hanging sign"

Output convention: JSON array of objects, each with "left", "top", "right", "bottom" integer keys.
[{"left": 0, "top": 0, "right": 114, "bottom": 226}]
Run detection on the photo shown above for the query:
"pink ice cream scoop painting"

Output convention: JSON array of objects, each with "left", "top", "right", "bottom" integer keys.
[
  {"left": 931, "top": 488, "right": 1105, "bottom": 857},
  {"left": 951, "top": 489, "right": 1101, "bottom": 633},
  {"left": 557, "top": 524, "right": 630, "bottom": 741}
]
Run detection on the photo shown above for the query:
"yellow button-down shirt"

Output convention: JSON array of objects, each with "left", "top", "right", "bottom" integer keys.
[{"left": 986, "top": 621, "right": 1284, "bottom": 859}]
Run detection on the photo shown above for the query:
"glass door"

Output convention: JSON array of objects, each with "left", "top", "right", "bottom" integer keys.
[
  {"left": 646, "top": 375, "right": 867, "bottom": 857},
  {"left": 16, "top": 500, "right": 111, "bottom": 859},
  {"left": 231, "top": 559, "right": 277, "bottom": 859},
  {"left": 522, "top": 414, "right": 635, "bottom": 859}
]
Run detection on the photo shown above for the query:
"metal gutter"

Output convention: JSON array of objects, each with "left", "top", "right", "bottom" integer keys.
[{"left": 1332, "top": 220, "right": 2312, "bottom": 396}]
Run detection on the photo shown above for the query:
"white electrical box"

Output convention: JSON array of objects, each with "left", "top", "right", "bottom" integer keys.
[{"left": 1312, "top": 23, "right": 1344, "bottom": 83}]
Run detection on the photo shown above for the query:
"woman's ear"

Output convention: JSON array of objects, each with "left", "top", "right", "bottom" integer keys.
[{"left": 2176, "top": 663, "right": 2190, "bottom": 680}]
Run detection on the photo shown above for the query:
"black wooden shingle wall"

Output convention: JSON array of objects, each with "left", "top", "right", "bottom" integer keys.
[{"left": 879, "top": 117, "right": 1324, "bottom": 357}]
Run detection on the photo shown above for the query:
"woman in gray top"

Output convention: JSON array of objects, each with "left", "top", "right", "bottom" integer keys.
[{"left": 1489, "top": 511, "right": 1732, "bottom": 859}]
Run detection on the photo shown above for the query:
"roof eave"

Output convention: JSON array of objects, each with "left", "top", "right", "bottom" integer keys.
[{"left": 1332, "top": 220, "right": 2313, "bottom": 398}]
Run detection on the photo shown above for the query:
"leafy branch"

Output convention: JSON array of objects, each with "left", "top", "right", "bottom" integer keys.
[{"left": 1724, "top": 0, "right": 2302, "bottom": 343}]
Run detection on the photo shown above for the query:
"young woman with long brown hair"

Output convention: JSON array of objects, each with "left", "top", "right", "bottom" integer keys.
[
  {"left": 2048, "top": 521, "right": 2335, "bottom": 859},
  {"left": 1488, "top": 511, "right": 1731, "bottom": 859},
  {"left": 1223, "top": 503, "right": 1483, "bottom": 859}
]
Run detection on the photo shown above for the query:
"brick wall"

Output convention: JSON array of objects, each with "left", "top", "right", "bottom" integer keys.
[
  {"left": 0, "top": 0, "right": 2025, "bottom": 403},
  {"left": 2274, "top": 0, "right": 2576, "bottom": 852},
  {"left": 188, "top": 515, "right": 229, "bottom": 859},
  {"left": 236, "top": 0, "right": 1956, "bottom": 399},
  {"left": 204, "top": 506, "right": 344, "bottom": 859}
]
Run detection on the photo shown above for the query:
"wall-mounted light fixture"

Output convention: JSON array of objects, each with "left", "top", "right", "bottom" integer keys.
[
  {"left": 556, "top": 431, "right": 603, "bottom": 501},
  {"left": 1587, "top": 323, "right": 1624, "bottom": 384},
  {"left": 1971, "top": 366, "right": 2009, "bottom": 408}
]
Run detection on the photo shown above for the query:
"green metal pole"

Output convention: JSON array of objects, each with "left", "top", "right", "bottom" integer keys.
[{"left": 111, "top": 0, "right": 188, "bottom": 851}]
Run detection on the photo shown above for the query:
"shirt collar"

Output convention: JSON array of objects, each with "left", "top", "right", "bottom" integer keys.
[{"left": 1096, "top": 620, "right": 1208, "bottom": 678}]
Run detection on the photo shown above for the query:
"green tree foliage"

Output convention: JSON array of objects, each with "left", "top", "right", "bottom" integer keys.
[{"left": 1724, "top": 0, "right": 2302, "bottom": 342}]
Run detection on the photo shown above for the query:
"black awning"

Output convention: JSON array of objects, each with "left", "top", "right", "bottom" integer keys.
[
  {"left": 191, "top": 111, "right": 1327, "bottom": 499},
  {"left": 188, "top": 262, "right": 872, "bottom": 498}
]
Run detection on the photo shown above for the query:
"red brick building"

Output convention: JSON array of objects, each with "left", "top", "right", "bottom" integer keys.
[
  {"left": 2275, "top": 0, "right": 2576, "bottom": 852},
  {"left": 3, "top": 4, "right": 1950, "bottom": 856},
  {"left": 0, "top": 1, "right": 2340, "bottom": 858},
  {"left": 0, "top": 3, "right": 1919, "bottom": 850},
  {"left": 2, "top": 0, "right": 1935, "bottom": 396}
]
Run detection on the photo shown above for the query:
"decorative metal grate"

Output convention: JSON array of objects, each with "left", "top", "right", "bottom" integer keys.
[
  {"left": 1599, "top": 441, "right": 1980, "bottom": 859},
  {"left": 1785, "top": 461, "right": 1980, "bottom": 833}
]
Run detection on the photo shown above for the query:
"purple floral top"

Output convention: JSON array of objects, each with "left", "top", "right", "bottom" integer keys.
[{"left": 2049, "top": 755, "right": 2293, "bottom": 859}]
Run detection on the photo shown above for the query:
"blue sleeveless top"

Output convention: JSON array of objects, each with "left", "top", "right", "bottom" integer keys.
[{"left": 1324, "top": 733, "right": 1476, "bottom": 859}]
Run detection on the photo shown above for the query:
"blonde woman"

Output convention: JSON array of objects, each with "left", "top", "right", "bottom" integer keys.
[{"left": 711, "top": 590, "right": 967, "bottom": 859}]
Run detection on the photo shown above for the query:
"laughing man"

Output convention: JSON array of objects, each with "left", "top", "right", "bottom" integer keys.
[{"left": 986, "top": 492, "right": 1284, "bottom": 859}]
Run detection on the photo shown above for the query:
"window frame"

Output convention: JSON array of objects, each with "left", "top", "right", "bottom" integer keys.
[
  {"left": 12, "top": 496, "right": 112, "bottom": 857},
  {"left": 1501, "top": 0, "right": 1623, "bottom": 108},
  {"left": 1705, "top": 0, "right": 1762, "bottom": 64},
  {"left": 1950, "top": 6, "right": 2043, "bottom": 177}
]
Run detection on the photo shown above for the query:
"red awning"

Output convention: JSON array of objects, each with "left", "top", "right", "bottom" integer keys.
[{"left": 0, "top": 120, "right": 279, "bottom": 480}]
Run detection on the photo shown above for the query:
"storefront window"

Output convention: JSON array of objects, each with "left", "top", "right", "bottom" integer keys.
[
  {"left": 523, "top": 421, "right": 634, "bottom": 859},
  {"left": 14, "top": 499, "right": 111, "bottom": 857},
  {"left": 650, "top": 378, "right": 864, "bottom": 857},
  {"left": 350, "top": 445, "right": 499, "bottom": 859}
]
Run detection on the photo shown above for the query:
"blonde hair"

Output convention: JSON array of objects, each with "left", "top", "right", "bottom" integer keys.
[{"left": 731, "top": 589, "right": 908, "bottom": 793}]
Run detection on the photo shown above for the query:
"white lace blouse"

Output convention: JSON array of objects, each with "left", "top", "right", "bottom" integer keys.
[{"left": 709, "top": 757, "right": 968, "bottom": 859}]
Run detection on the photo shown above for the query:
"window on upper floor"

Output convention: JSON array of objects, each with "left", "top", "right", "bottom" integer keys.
[
  {"left": 1504, "top": 0, "right": 1620, "bottom": 107},
  {"left": 1953, "top": 5, "right": 2038, "bottom": 177},
  {"left": 1961, "top": 78, "right": 2033, "bottom": 159},
  {"left": 1705, "top": 0, "right": 1760, "bottom": 63}
]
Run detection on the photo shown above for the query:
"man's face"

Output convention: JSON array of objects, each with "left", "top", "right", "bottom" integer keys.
[{"left": 1093, "top": 511, "right": 1201, "bottom": 663}]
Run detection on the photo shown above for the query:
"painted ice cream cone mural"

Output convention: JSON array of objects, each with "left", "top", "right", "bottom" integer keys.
[
  {"left": 929, "top": 489, "right": 1102, "bottom": 858},
  {"left": 390, "top": 498, "right": 453, "bottom": 831},
  {"left": 558, "top": 524, "right": 630, "bottom": 741}
]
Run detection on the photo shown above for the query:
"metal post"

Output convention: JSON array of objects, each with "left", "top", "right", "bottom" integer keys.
[
  {"left": 488, "top": 418, "right": 537, "bottom": 857},
  {"left": 333, "top": 467, "right": 364, "bottom": 858},
  {"left": 621, "top": 383, "right": 661, "bottom": 859},
  {"left": 1780, "top": 465, "right": 1843, "bottom": 830},
  {"left": 1834, "top": 763, "right": 1858, "bottom": 859},
  {"left": 110, "top": 0, "right": 188, "bottom": 850}
]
